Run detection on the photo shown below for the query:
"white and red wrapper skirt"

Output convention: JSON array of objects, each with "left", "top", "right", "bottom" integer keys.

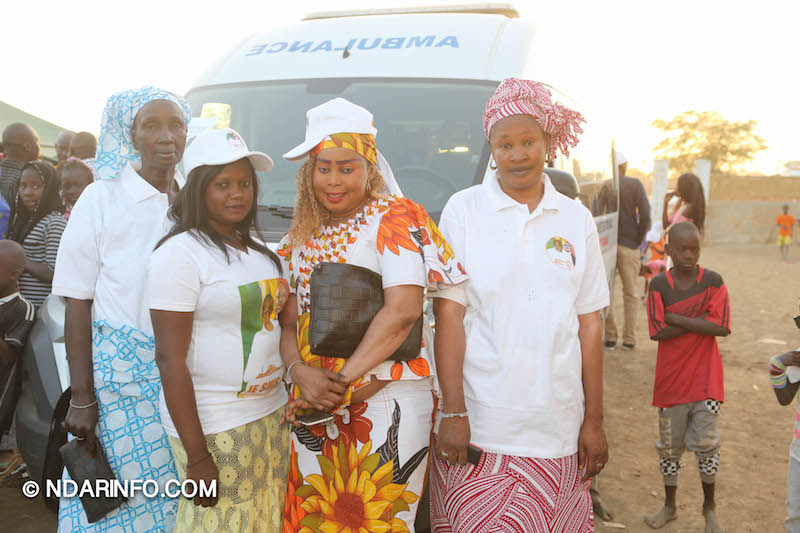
[{"left": 430, "top": 442, "right": 593, "bottom": 533}]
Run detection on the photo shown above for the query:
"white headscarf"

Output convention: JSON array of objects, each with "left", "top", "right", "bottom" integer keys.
[{"left": 96, "top": 86, "right": 191, "bottom": 180}]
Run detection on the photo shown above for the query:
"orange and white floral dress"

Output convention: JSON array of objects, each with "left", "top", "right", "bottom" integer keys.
[{"left": 279, "top": 196, "right": 467, "bottom": 533}]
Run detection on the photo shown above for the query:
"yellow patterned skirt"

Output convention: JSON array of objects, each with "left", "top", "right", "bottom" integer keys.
[{"left": 169, "top": 408, "right": 290, "bottom": 532}]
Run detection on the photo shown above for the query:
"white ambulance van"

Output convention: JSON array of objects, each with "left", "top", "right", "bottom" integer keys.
[{"left": 185, "top": 3, "right": 619, "bottom": 282}]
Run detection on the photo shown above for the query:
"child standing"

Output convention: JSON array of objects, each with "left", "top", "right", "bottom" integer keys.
[
  {"left": 0, "top": 240, "right": 36, "bottom": 475},
  {"left": 777, "top": 205, "right": 797, "bottom": 262},
  {"left": 768, "top": 337, "right": 800, "bottom": 532},
  {"left": 644, "top": 222, "right": 731, "bottom": 533},
  {"left": 8, "top": 161, "right": 66, "bottom": 308}
]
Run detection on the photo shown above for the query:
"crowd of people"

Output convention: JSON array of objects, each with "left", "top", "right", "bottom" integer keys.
[{"left": 4, "top": 76, "right": 795, "bottom": 533}]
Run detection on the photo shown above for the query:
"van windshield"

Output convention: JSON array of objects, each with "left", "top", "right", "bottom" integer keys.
[{"left": 186, "top": 79, "right": 496, "bottom": 239}]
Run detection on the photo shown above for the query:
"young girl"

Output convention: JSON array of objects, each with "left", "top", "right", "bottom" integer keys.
[
  {"left": 662, "top": 173, "right": 706, "bottom": 233},
  {"left": 148, "top": 128, "right": 289, "bottom": 532},
  {"left": 59, "top": 158, "right": 94, "bottom": 219},
  {"left": 8, "top": 161, "right": 66, "bottom": 308}
]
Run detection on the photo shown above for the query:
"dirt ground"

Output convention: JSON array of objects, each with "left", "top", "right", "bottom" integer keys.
[
  {"left": 0, "top": 242, "right": 797, "bottom": 532},
  {"left": 599, "top": 242, "right": 798, "bottom": 533}
]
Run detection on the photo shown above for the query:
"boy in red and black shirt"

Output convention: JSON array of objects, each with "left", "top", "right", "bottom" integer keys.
[{"left": 644, "top": 222, "right": 731, "bottom": 533}]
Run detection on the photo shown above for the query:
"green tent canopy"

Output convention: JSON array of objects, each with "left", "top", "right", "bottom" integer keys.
[{"left": 0, "top": 100, "right": 73, "bottom": 161}]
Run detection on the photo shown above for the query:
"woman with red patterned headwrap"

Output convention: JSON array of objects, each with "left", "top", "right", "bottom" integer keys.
[{"left": 429, "top": 78, "right": 609, "bottom": 532}]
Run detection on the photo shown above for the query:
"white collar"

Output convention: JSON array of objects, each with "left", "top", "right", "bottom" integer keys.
[
  {"left": 119, "top": 162, "right": 185, "bottom": 204},
  {"left": 485, "top": 172, "right": 561, "bottom": 213},
  {"left": 0, "top": 291, "right": 21, "bottom": 304}
]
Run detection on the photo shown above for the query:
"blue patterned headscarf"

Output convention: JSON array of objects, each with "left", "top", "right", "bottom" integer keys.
[{"left": 96, "top": 86, "right": 192, "bottom": 180}]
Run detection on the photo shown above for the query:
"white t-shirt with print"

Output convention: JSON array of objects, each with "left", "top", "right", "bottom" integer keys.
[
  {"left": 434, "top": 174, "right": 610, "bottom": 459},
  {"left": 148, "top": 232, "right": 289, "bottom": 437}
]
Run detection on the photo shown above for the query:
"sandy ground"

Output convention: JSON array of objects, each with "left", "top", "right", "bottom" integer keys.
[
  {"left": 598, "top": 243, "right": 799, "bottom": 533},
  {"left": 1, "top": 242, "right": 797, "bottom": 532}
]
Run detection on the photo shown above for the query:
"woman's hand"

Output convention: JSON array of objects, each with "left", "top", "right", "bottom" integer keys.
[
  {"left": 292, "top": 366, "right": 348, "bottom": 412},
  {"left": 64, "top": 396, "right": 99, "bottom": 457},
  {"left": 578, "top": 418, "right": 608, "bottom": 482},
  {"left": 186, "top": 454, "right": 219, "bottom": 507},
  {"left": 436, "top": 417, "right": 470, "bottom": 466},
  {"left": 282, "top": 397, "right": 313, "bottom": 427}
]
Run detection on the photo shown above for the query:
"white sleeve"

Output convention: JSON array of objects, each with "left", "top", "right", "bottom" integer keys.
[
  {"left": 147, "top": 237, "right": 201, "bottom": 312},
  {"left": 575, "top": 210, "right": 611, "bottom": 315},
  {"left": 429, "top": 198, "right": 467, "bottom": 306},
  {"left": 52, "top": 185, "right": 101, "bottom": 300}
]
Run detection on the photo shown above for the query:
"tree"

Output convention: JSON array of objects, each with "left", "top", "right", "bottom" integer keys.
[{"left": 652, "top": 111, "right": 767, "bottom": 175}]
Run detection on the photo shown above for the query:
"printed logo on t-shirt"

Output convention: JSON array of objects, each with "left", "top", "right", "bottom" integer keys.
[
  {"left": 237, "top": 278, "right": 289, "bottom": 397},
  {"left": 546, "top": 236, "right": 577, "bottom": 270}
]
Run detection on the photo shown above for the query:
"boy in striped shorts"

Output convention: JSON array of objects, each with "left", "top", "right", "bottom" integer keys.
[{"left": 644, "top": 223, "right": 731, "bottom": 532}]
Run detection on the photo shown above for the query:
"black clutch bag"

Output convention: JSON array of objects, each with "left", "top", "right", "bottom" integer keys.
[
  {"left": 59, "top": 438, "right": 127, "bottom": 523},
  {"left": 309, "top": 262, "right": 422, "bottom": 361}
]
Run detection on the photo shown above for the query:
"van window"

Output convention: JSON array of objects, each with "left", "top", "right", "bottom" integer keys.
[{"left": 187, "top": 79, "right": 496, "bottom": 238}]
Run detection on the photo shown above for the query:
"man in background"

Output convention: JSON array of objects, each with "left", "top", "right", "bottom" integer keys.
[
  {"left": 0, "top": 123, "right": 40, "bottom": 216},
  {"left": 54, "top": 130, "right": 75, "bottom": 165},
  {"left": 605, "top": 152, "right": 651, "bottom": 351},
  {"left": 69, "top": 131, "right": 98, "bottom": 178}
]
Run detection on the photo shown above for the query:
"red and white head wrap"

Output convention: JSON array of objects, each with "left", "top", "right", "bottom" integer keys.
[{"left": 483, "top": 78, "right": 585, "bottom": 159}]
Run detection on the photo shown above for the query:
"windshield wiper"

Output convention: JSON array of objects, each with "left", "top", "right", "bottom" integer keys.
[{"left": 260, "top": 204, "right": 295, "bottom": 220}]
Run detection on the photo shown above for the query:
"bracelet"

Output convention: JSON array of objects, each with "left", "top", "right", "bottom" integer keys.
[
  {"left": 69, "top": 398, "right": 98, "bottom": 409},
  {"left": 284, "top": 360, "right": 307, "bottom": 385},
  {"left": 187, "top": 453, "right": 212, "bottom": 468},
  {"left": 771, "top": 355, "right": 788, "bottom": 389},
  {"left": 771, "top": 354, "right": 788, "bottom": 374},
  {"left": 439, "top": 410, "right": 469, "bottom": 419}
]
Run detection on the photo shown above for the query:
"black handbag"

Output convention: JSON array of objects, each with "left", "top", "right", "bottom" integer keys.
[
  {"left": 59, "top": 437, "right": 127, "bottom": 523},
  {"left": 309, "top": 262, "right": 423, "bottom": 361}
]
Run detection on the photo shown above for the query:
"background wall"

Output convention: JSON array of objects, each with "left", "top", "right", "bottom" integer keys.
[{"left": 705, "top": 175, "right": 800, "bottom": 243}]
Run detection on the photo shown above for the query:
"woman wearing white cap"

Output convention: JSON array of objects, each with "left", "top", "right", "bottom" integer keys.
[
  {"left": 278, "top": 98, "right": 468, "bottom": 533},
  {"left": 148, "top": 128, "right": 290, "bottom": 531}
]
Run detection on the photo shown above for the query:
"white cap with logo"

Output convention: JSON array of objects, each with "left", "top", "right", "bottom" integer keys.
[
  {"left": 183, "top": 128, "right": 274, "bottom": 178},
  {"left": 282, "top": 97, "right": 403, "bottom": 197},
  {"left": 283, "top": 97, "right": 377, "bottom": 161}
]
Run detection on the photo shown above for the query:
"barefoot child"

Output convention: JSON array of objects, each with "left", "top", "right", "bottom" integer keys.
[
  {"left": 644, "top": 222, "right": 731, "bottom": 532},
  {"left": 768, "top": 338, "right": 800, "bottom": 532}
]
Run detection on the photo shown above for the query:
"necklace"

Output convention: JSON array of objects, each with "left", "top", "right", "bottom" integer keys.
[{"left": 326, "top": 199, "right": 369, "bottom": 226}]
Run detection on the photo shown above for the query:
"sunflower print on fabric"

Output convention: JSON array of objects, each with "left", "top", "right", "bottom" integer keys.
[{"left": 286, "top": 402, "right": 426, "bottom": 533}]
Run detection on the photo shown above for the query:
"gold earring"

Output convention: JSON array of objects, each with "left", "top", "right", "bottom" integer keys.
[{"left": 489, "top": 162, "right": 497, "bottom": 170}]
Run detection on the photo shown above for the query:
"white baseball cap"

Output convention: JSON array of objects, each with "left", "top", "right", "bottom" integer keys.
[
  {"left": 615, "top": 151, "right": 628, "bottom": 166},
  {"left": 183, "top": 128, "right": 274, "bottom": 178},
  {"left": 283, "top": 98, "right": 377, "bottom": 161}
]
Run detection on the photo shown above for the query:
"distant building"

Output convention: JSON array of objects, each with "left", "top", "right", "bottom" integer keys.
[{"left": 781, "top": 161, "right": 800, "bottom": 177}]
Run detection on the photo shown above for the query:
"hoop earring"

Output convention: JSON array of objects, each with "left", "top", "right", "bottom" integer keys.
[{"left": 489, "top": 162, "right": 497, "bottom": 170}]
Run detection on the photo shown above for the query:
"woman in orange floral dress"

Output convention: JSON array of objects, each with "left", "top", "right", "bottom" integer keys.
[{"left": 277, "top": 98, "right": 468, "bottom": 533}]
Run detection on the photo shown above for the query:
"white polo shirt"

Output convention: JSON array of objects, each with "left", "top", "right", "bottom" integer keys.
[
  {"left": 435, "top": 173, "right": 609, "bottom": 459},
  {"left": 53, "top": 162, "right": 184, "bottom": 335}
]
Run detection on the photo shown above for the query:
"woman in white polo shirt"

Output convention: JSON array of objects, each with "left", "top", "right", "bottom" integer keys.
[
  {"left": 148, "top": 129, "right": 289, "bottom": 531},
  {"left": 429, "top": 78, "right": 610, "bottom": 532},
  {"left": 53, "top": 86, "right": 191, "bottom": 532}
]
